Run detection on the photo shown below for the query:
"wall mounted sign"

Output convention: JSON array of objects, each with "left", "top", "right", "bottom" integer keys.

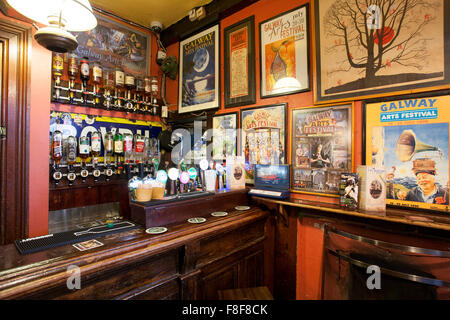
[
  {"left": 291, "top": 103, "right": 353, "bottom": 196},
  {"left": 212, "top": 112, "right": 238, "bottom": 161},
  {"left": 259, "top": 4, "right": 310, "bottom": 98},
  {"left": 178, "top": 24, "right": 220, "bottom": 113},
  {"left": 241, "top": 104, "right": 287, "bottom": 184},
  {"left": 313, "top": 0, "right": 450, "bottom": 104},
  {"left": 364, "top": 94, "right": 450, "bottom": 213},
  {"left": 72, "top": 13, "right": 150, "bottom": 78},
  {"left": 224, "top": 16, "right": 256, "bottom": 108}
]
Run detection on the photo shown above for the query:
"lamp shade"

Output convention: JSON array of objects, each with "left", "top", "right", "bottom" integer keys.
[{"left": 6, "top": 0, "right": 97, "bottom": 31}]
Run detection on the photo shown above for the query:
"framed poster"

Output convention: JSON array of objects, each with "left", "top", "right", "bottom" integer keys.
[
  {"left": 241, "top": 104, "right": 287, "bottom": 184},
  {"left": 313, "top": 0, "right": 450, "bottom": 104},
  {"left": 73, "top": 13, "right": 150, "bottom": 78},
  {"left": 259, "top": 4, "right": 310, "bottom": 99},
  {"left": 364, "top": 94, "right": 450, "bottom": 213},
  {"left": 224, "top": 16, "right": 256, "bottom": 108},
  {"left": 212, "top": 112, "right": 238, "bottom": 160},
  {"left": 291, "top": 103, "right": 353, "bottom": 196},
  {"left": 178, "top": 24, "right": 220, "bottom": 113}
]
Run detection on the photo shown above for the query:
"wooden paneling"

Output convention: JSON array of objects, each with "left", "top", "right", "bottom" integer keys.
[{"left": 0, "top": 18, "right": 31, "bottom": 244}]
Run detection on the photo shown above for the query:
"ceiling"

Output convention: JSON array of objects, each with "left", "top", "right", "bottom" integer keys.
[{"left": 91, "top": 0, "right": 213, "bottom": 31}]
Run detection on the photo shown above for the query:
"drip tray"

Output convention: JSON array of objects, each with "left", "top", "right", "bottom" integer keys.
[{"left": 15, "top": 221, "right": 139, "bottom": 255}]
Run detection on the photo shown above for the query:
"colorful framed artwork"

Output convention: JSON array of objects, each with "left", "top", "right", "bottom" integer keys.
[
  {"left": 364, "top": 93, "right": 450, "bottom": 214},
  {"left": 291, "top": 103, "right": 353, "bottom": 196},
  {"left": 241, "top": 104, "right": 287, "bottom": 184},
  {"left": 224, "top": 16, "right": 256, "bottom": 108},
  {"left": 259, "top": 4, "right": 310, "bottom": 99},
  {"left": 178, "top": 24, "right": 220, "bottom": 114},
  {"left": 73, "top": 13, "right": 150, "bottom": 78},
  {"left": 313, "top": 0, "right": 450, "bottom": 104},
  {"left": 212, "top": 112, "right": 238, "bottom": 160}
]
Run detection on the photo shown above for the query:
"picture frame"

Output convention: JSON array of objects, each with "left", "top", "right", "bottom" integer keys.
[
  {"left": 212, "top": 112, "right": 238, "bottom": 161},
  {"left": 178, "top": 24, "right": 220, "bottom": 114},
  {"left": 73, "top": 12, "right": 150, "bottom": 78},
  {"left": 224, "top": 16, "right": 256, "bottom": 108},
  {"left": 363, "top": 93, "right": 450, "bottom": 214},
  {"left": 240, "top": 103, "right": 287, "bottom": 184},
  {"left": 259, "top": 4, "right": 310, "bottom": 99},
  {"left": 290, "top": 103, "right": 354, "bottom": 196},
  {"left": 313, "top": 0, "right": 450, "bottom": 104}
]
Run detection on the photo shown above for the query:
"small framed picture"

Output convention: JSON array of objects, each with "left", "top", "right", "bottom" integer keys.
[{"left": 212, "top": 112, "right": 238, "bottom": 160}]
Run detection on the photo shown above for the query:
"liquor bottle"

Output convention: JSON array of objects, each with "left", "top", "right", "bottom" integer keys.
[
  {"left": 80, "top": 57, "right": 90, "bottom": 105},
  {"left": 52, "top": 53, "right": 64, "bottom": 101},
  {"left": 51, "top": 130, "right": 63, "bottom": 185},
  {"left": 135, "top": 77, "right": 144, "bottom": 113},
  {"left": 134, "top": 133, "right": 145, "bottom": 178},
  {"left": 68, "top": 54, "right": 78, "bottom": 104},
  {"left": 91, "top": 131, "right": 102, "bottom": 160},
  {"left": 150, "top": 76, "right": 158, "bottom": 116},
  {"left": 125, "top": 73, "right": 135, "bottom": 112},
  {"left": 123, "top": 132, "right": 133, "bottom": 163},
  {"left": 92, "top": 62, "right": 102, "bottom": 108},
  {"left": 66, "top": 135, "right": 77, "bottom": 185},
  {"left": 114, "top": 67, "right": 125, "bottom": 110},
  {"left": 144, "top": 76, "right": 151, "bottom": 114},
  {"left": 78, "top": 135, "right": 90, "bottom": 182},
  {"left": 114, "top": 131, "right": 124, "bottom": 175},
  {"left": 103, "top": 68, "right": 115, "bottom": 110},
  {"left": 123, "top": 132, "right": 133, "bottom": 179},
  {"left": 103, "top": 131, "right": 114, "bottom": 180}
]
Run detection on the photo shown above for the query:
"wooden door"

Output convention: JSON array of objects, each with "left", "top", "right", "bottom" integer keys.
[{"left": 0, "top": 18, "right": 31, "bottom": 244}]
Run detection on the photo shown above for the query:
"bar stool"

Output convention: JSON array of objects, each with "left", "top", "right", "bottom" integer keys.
[{"left": 218, "top": 286, "right": 274, "bottom": 300}]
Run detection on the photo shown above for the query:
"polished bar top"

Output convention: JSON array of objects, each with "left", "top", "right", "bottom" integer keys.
[{"left": 251, "top": 196, "right": 450, "bottom": 232}]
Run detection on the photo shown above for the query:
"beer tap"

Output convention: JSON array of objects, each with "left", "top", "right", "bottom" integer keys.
[
  {"left": 51, "top": 130, "right": 63, "bottom": 185},
  {"left": 66, "top": 135, "right": 78, "bottom": 186},
  {"left": 91, "top": 131, "right": 102, "bottom": 182}
]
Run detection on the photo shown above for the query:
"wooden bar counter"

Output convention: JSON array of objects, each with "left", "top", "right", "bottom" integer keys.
[{"left": 0, "top": 189, "right": 271, "bottom": 300}]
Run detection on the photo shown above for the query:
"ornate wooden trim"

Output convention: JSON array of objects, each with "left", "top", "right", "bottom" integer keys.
[{"left": 0, "top": 17, "right": 31, "bottom": 244}]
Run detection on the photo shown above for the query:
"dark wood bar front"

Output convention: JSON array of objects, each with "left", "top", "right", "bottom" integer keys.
[{"left": 0, "top": 190, "right": 272, "bottom": 300}]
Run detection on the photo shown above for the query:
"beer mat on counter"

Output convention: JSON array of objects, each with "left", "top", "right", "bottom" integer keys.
[
  {"left": 132, "top": 191, "right": 214, "bottom": 207},
  {"left": 73, "top": 239, "right": 104, "bottom": 251},
  {"left": 14, "top": 221, "right": 140, "bottom": 255}
]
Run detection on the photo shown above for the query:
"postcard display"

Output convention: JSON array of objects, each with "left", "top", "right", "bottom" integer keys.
[
  {"left": 365, "top": 95, "right": 450, "bottom": 213},
  {"left": 291, "top": 104, "right": 352, "bottom": 195}
]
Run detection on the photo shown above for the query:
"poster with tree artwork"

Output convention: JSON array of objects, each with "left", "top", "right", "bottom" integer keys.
[{"left": 313, "top": 0, "right": 450, "bottom": 103}]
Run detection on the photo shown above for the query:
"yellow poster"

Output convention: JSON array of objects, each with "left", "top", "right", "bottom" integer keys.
[{"left": 365, "top": 95, "right": 450, "bottom": 213}]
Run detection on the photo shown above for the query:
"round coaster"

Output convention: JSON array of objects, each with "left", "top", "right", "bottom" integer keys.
[
  {"left": 211, "top": 211, "right": 228, "bottom": 217},
  {"left": 188, "top": 217, "right": 206, "bottom": 224},
  {"left": 235, "top": 206, "right": 250, "bottom": 211},
  {"left": 145, "top": 227, "right": 168, "bottom": 234}
]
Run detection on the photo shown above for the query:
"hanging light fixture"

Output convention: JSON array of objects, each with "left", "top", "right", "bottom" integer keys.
[{"left": 6, "top": 0, "right": 97, "bottom": 53}]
